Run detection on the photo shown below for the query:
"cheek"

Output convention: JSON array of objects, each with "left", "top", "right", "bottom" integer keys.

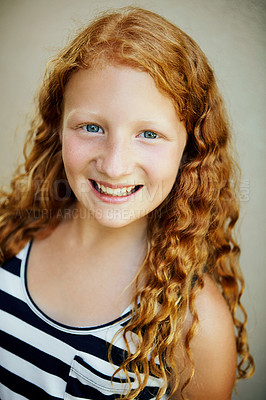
[
  {"left": 141, "top": 150, "right": 182, "bottom": 208},
  {"left": 62, "top": 136, "right": 89, "bottom": 173},
  {"left": 144, "top": 146, "right": 183, "bottom": 186}
]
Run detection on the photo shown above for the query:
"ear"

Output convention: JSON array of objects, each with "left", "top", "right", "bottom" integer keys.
[
  {"left": 58, "top": 128, "right": 62, "bottom": 144},
  {"left": 179, "top": 146, "right": 189, "bottom": 168}
]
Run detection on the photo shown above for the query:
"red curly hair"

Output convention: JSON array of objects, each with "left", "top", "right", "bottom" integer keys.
[{"left": 0, "top": 6, "right": 254, "bottom": 399}]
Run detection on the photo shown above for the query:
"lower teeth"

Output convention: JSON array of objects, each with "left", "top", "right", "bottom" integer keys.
[{"left": 99, "top": 188, "right": 134, "bottom": 196}]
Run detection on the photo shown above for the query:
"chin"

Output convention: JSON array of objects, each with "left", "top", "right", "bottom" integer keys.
[{"left": 89, "top": 206, "right": 148, "bottom": 229}]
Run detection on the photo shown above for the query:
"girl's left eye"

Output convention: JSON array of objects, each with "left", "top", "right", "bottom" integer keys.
[
  {"left": 139, "top": 131, "right": 159, "bottom": 139},
  {"left": 82, "top": 124, "right": 104, "bottom": 133}
]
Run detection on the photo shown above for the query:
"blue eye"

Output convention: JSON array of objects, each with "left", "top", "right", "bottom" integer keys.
[
  {"left": 82, "top": 124, "right": 103, "bottom": 133},
  {"left": 139, "top": 131, "right": 158, "bottom": 139}
]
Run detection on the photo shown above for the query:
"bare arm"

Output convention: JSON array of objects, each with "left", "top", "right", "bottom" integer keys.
[{"left": 173, "top": 276, "right": 237, "bottom": 400}]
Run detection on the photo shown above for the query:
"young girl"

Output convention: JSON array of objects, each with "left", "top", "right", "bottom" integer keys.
[{"left": 0, "top": 6, "right": 254, "bottom": 400}]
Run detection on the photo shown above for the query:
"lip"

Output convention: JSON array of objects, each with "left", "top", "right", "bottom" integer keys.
[{"left": 88, "top": 179, "right": 143, "bottom": 204}]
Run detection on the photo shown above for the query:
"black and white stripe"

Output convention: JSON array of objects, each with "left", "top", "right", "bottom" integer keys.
[{"left": 0, "top": 242, "right": 166, "bottom": 399}]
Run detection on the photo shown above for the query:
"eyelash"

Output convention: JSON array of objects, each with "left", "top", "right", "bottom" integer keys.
[
  {"left": 79, "top": 124, "right": 160, "bottom": 139},
  {"left": 138, "top": 131, "right": 159, "bottom": 139},
  {"left": 81, "top": 124, "right": 104, "bottom": 133}
]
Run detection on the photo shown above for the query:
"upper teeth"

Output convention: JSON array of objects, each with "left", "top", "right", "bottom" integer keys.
[{"left": 96, "top": 182, "right": 136, "bottom": 196}]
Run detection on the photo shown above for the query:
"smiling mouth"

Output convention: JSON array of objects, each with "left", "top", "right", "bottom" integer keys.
[{"left": 90, "top": 180, "right": 143, "bottom": 197}]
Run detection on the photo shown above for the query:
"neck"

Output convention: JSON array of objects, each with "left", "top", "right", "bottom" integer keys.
[{"left": 61, "top": 201, "right": 148, "bottom": 264}]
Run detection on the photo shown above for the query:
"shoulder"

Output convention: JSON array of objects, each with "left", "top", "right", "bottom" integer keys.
[
  {"left": 194, "top": 275, "right": 235, "bottom": 338},
  {"left": 176, "top": 275, "right": 237, "bottom": 400}
]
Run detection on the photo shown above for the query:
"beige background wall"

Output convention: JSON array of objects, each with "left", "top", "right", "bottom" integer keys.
[{"left": 0, "top": 0, "right": 265, "bottom": 398}]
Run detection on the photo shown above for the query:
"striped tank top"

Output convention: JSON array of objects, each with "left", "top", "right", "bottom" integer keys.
[{"left": 0, "top": 242, "right": 167, "bottom": 399}]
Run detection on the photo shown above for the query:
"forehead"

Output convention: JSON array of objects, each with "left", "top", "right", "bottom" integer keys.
[{"left": 63, "top": 64, "right": 178, "bottom": 120}]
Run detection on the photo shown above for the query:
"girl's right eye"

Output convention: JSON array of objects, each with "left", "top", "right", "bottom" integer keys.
[{"left": 82, "top": 124, "right": 104, "bottom": 133}]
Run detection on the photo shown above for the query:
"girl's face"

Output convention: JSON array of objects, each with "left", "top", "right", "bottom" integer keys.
[{"left": 61, "top": 64, "right": 187, "bottom": 228}]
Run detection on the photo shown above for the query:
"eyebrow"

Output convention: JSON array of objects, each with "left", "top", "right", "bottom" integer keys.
[
  {"left": 65, "top": 109, "right": 102, "bottom": 120},
  {"left": 66, "top": 111, "right": 169, "bottom": 125},
  {"left": 64, "top": 109, "right": 181, "bottom": 134}
]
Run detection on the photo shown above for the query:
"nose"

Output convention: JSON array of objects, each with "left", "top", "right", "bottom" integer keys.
[{"left": 96, "top": 135, "right": 135, "bottom": 179}]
